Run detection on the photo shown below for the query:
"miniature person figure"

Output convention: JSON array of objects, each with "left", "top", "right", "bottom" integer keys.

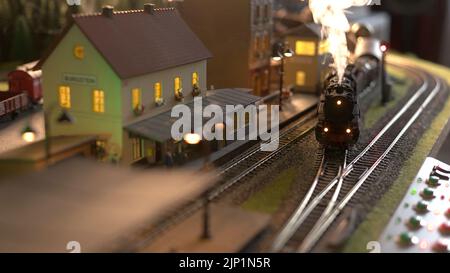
[{"left": 164, "top": 151, "right": 174, "bottom": 168}]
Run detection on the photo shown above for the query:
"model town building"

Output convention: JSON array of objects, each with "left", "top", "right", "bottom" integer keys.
[
  {"left": 34, "top": 4, "right": 260, "bottom": 165},
  {"left": 177, "top": 0, "right": 275, "bottom": 97},
  {"left": 283, "top": 23, "right": 331, "bottom": 95}
]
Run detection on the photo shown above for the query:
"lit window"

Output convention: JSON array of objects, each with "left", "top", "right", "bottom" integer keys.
[
  {"left": 131, "top": 137, "right": 144, "bottom": 161},
  {"left": 92, "top": 89, "right": 105, "bottom": 113},
  {"left": 174, "top": 77, "right": 182, "bottom": 96},
  {"left": 74, "top": 45, "right": 84, "bottom": 59},
  {"left": 154, "top": 82, "right": 162, "bottom": 101},
  {"left": 58, "top": 86, "right": 71, "bottom": 108},
  {"left": 295, "top": 41, "right": 316, "bottom": 56},
  {"left": 131, "top": 88, "right": 141, "bottom": 109},
  {"left": 296, "top": 71, "right": 306, "bottom": 86},
  {"left": 192, "top": 72, "right": 199, "bottom": 86},
  {"left": 319, "top": 40, "right": 329, "bottom": 55}
]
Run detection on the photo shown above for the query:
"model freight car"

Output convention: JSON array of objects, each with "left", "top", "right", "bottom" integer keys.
[{"left": 0, "top": 62, "right": 43, "bottom": 120}]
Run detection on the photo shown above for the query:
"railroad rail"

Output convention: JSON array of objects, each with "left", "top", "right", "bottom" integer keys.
[
  {"left": 271, "top": 60, "right": 446, "bottom": 253},
  {"left": 129, "top": 103, "right": 318, "bottom": 251}
]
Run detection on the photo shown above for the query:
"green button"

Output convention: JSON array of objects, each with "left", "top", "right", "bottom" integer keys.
[
  {"left": 427, "top": 176, "right": 440, "bottom": 187},
  {"left": 398, "top": 232, "right": 419, "bottom": 246},
  {"left": 421, "top": 188, "right": 435, "bottom": 199},
  {"left": 415, "top": 201, "right": 429, "bottom": 213},
  {"left": 408, "top": 216, "right": 424, "bottom": 229}
]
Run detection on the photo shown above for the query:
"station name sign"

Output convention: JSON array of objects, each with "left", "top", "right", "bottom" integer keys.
[{"left": 63, "top": 73, "right": 97, "bottom": 86}]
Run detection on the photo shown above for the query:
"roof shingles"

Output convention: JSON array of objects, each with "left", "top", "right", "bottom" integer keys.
[{"left": 38, "top": 8, "right": 211, "bottom": 79}]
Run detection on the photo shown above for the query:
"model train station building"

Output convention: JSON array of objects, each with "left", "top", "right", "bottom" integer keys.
[{"left": 35, "top": 5, "right": 260, "bottom": 165}]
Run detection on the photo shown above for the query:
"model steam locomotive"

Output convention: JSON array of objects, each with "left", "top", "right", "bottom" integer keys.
[{"left": 315, "top": 35, "right": 390, "bottom": 148}]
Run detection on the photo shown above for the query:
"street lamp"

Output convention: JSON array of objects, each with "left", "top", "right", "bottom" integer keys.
[
  {"left": 272, "top": 42, "right": 293, "bottom": 111},
  {"left": 21, "top": 107, "right": 75, "bottom": 163},
  {"left": 183, "top": 132, "right": 213, "bottom": 240},
  {"left": 21, "top": 125, "right": 37, "bottom": 143}
]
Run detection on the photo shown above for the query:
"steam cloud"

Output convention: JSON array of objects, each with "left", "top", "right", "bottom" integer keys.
[{"left": 308, "top": 0, "right": 372, "bottom": 82}]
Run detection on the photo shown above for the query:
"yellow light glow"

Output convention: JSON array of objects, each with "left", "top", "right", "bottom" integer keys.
[
  {"left": 132, "top": 88, "right": 141, "bottom": 109},
  {"left": 296, "top": 71, "right": 306, "bottom": 86},
  {"left": 184, "top": 133, "right": 202, "bottom": 145},
  {"left": 74, "top": 45, "right": 85, "bottom": 60},
  {"left": 174, "top": 77, "right": 182, "bottom": 96},
  {"left": 154, "top": 82, "right": 162, "bottom": 102},
  {"left": 192, "top": 72, "right": 199, "bottom": 86},
  {"left": 337, "top": 100, "right": 342, "bottom": 106},
  {"left": 324, "top": 127, "right": 329, "bottom": 133},
  {"left": 92, "top": 89, "right": 105, "bottom": 113},
  {"left": 215, "top": 123, "right": 225, "bottom": 130},
  {"left": 22, "top": 132, "right": 36, "bottom": 143},
  {"left": 318, "top": 40, "right": 329, "bottom": 55},
  {"left": 346, "top": 129, "right": 351, "bottom": 134},
  {"left": 59, "top": 86, "right": 71, "bottom": 109},
  {"left": 295, "top": 40, "right": 316, "bottom": 56}
]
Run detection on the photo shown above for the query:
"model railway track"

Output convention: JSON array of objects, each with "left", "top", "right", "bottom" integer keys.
[
  {"left": 212, "top": 110, "right": 317, "bottom": 198},
  {"left": 271, "top": 60, "right": 446, "bottom": 253},
  {"left": 129, "top": 106, "right": 318, "bottom": 251}
]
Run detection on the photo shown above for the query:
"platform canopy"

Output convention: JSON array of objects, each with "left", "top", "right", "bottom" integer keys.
[
  {"left": 0, "top": 158, "right": 216, "bottom": 253},
  {"left": 125, "top": 88, "right": 261, "bottom": 143}
]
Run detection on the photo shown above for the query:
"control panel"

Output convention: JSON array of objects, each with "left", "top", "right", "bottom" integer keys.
[{"left": 379, "top": 157, "right": 450, "bottom": 253}]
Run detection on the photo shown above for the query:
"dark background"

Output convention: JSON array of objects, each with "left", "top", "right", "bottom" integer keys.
[{"left": 0, "top": 0, "right": 449, "bottom": 69}]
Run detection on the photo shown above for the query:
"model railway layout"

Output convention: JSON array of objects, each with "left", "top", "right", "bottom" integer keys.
[{"left": 0, "top": 0, "right": 449, "bottom": 258}]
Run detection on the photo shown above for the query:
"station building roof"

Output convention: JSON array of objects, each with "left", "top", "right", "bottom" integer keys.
[
  {"left": 125, "top": 89, "right": 261, "bottom": 143},
  {"left": 35, "top": 7, "right": 212, "bottom": 79}
]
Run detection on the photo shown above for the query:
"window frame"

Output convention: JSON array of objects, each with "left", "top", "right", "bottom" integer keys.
[
  {"left": 192, "top": 72, "right": 199, "bottom": 87},
  {"left": 92, "top": 89, "right": 105, "bottom": 113},
  {"left": 174, "top": 77, "right": 182, "bottom": 96},
  {"left": 131, "top": 88, "right": 142, "bottom": 110},
  {"left": 154, "top": 82, "right": 162, "bottom": 102},
  {"left": 58, "top": 86, "right": 71, "bottom": 109}
]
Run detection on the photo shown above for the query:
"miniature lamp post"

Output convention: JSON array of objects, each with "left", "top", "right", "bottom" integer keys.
[
  {"left": 272, "top": 42, "right": 294, "bottom": 112},
  {"left": 380, "top": 41, "right": 390, "bottom": 105},
  {"left": 21, "top": 108, "right": 75, "bottom": 163},
  {"left": 21, "top": 125, "right": 37, "bottom": 143},
  {"left": 214, "top": 122, "right": 226, "bottom": 148},
  {"left": 183, "top": 132, "right": 212, "bottom": 240}
]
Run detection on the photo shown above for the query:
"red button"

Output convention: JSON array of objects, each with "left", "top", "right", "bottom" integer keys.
[
  {"left": 433, "top": 239, "right": 450, "bottom": 253},
  {"left": 439, "top": 222, "right": 450, "bottom": 235}
]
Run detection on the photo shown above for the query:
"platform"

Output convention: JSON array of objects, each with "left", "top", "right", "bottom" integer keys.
[
  {"left": 141, "top": 203, "right": 270, "bottom": 253},
  {"left": 184, "top": 93, "right": 318, "bottom": 170}
]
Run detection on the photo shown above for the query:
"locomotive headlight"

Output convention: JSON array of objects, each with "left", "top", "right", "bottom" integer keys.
[
  {"left": 346, "top": 129, "right": 352, "bottom": 134},
  {"left": 324, "top": 127, "right": 329, "bottom": 133},
  {"left": 337, "top": 100, "right": 342, "bottom": 106}
]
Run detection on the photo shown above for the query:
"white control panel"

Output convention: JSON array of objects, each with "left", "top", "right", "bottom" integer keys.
[{"left": 379, "top": 157, "right": 450, "bottom": 253}]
